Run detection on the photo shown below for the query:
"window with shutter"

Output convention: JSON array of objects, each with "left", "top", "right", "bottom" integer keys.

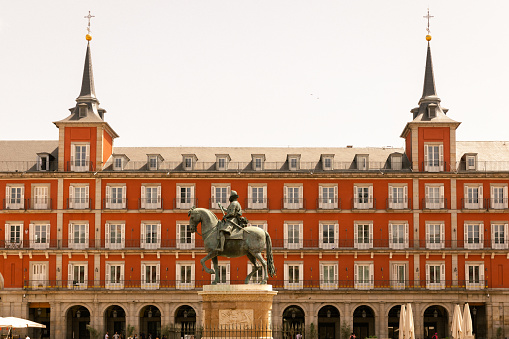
[{"left": 320, "top": 263, "right": 338, "bottom": 290}]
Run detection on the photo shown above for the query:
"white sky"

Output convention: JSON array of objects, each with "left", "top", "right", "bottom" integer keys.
[{"left": 1, "top": 1, "right": 508, "bottom": 148}]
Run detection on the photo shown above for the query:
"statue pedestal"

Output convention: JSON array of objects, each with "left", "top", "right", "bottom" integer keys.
[{"left": 198, "top": 285, "right": 277, "bottom": 337}]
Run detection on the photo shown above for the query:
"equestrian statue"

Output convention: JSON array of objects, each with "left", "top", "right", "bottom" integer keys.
[{"left": 188, "top": 190, "right": 275, "bottom": 284}]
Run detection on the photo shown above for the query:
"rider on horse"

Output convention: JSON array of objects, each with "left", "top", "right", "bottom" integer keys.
[{"left": 217, "top": 190, "right": 248, "bottom": 252}]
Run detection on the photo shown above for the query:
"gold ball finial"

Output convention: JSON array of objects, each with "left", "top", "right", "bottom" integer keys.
[
  {"left": 86, "top": 34, "right": 92, "bottom": 41},
  {"left": 426, "top": 35, "right": 432, "bottom": 41}
]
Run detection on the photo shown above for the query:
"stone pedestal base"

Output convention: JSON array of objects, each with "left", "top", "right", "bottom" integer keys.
[{"left": 199, "top": 284, "right": 277, "bottom": 337}]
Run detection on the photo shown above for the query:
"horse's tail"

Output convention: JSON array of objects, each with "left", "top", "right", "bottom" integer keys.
[{"left": 265, "top": 231, "right": 276, "bottom": 277}]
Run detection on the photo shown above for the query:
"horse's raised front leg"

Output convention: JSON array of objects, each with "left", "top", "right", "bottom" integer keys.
[
  {"left": 252, "top": 252, "right": 268, "bottom": 284},
  {"left": 211, "top": 256, "right": 220, "bottom": 285},
  {"left": 200, "top": 251, "right": 218, "bottom": 275},
  {"left": 244, "top": 252, "right": 261, "bottom": 284}
]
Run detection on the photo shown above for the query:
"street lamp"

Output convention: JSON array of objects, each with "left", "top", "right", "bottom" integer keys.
[
  {"left": 76, "top": 310, "right": 81, "bottom": 318},
  {"left": 148, "top": 308, "right": 153, "bottom": 318},
  {"left": 362, "top": 310, "right": 367, "bottom": 318},
  {"left": 184, "top": 310, "right": 188, "bottom": 318},
  {"left": 433, "top": 310, "right": 438, "bottom": 318},
  {"left": 112, "top": 310, "right": 117, "bottom": 318},
  {"left": 37, "top": 308, "right": 42, "bottom": 317},
  {"left": 327, "top": 310, "right": 331, "bottom": 318},
  {"left": 291, "top": 311, "right": 296, "bottom": 319}
]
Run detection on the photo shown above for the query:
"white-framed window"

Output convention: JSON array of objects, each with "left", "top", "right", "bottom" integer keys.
[
  {"left": 491, "top": 223, "right": 508, "bottom": 249},
  {"left": 176, "top": 262, "right": 195, "bottom": 290},
  {"left": 176, "top": 185, "right": 195, "bottom": 209},
  {"left": 68, "top": 222, "right": 89, "bottom": 249},
  {"left": 248, "top": 221, "right": 267, "bottom": 232},
  {"left": 216, "top": 157, "right": 228, "bottom": 171},
  {"left": 5, "top": 185, "right": 24, "bottom": 209},
  {"left": 183, "top": 156, "right": 194, "bottom": 170},
  {"left": 29, "top": 223, "right": 50, "bottom": 249},
  {"left": 391, "top": 263, "right": 406, "bottom": 290},
  {"left": 284, "top": 185, "right": 303, "bottom": 209},
  {"left": 391, "top": 154, "right": 403, "bottom": 170},
  {"left": 37, "top": 154, "right": 50, "bottom": 171},
  {"left": 425, "top": 185, "right": 445, "bottom": 209},
  {"left": 141, "top": 262, "right": 160, "bottom": 290},
  {"left": 105, "top": 222, "right": 125, "bottom": 249},
  {"left": 354, "top": 262, "right": 374, "bottom": 290},
  {"left": 318, "top": 185, "right": 338, "bottom": 209},
  {"left": 426, "top": 223, "right": 445, "bottom": 249},
  {"left": 68, "top": 263, "right": 88, "bottom": 289},
  {"left": 356, "top": 155, "right": 369, "bottom": 170},
  {"left": 319, "top": 222, "right": 338, "bottom": 249},
  {"left": 105, "top": 185, "right": 126, "bottom": 209},
  {"left": 284, "top": 222, "right": 303, "bottom": 249},
  {"left": 105, "top": 263, "right": 124, "bottom": 290},
  {"left": 247, "top": 262, "right": 263, "bottom": 284},
  {"left": 177, "top": 222, "right": 195, "bottom": 249},
  {"left": 354, "top": 222, "right": 373, "bottom": 249},
  {"left": 32, "top": 185, "right": 50, "bottom": 209},
  {"left": 464, "top": 223, "right": 484, "bottom": 249},
  {"left": 252, "top": 156, "right": 264, "bottom": 171},
  {"left": 69, "top": 185, "right": 89, "bottom": 209},
  {"left": 211, "top": 263, "right": 230, "bottom": 285},
  {"left": 31, "top": 262, "right": 48, "bottom": 290},
  {"left": 113, "top": 157, "right": 124, "bottom": 171},
  {"left": 424, "top": 143, "right": 444, "bottom": 172},
  {"left": 466, "top": 155, "right": 477, "bottom": 171},
  {"left": 388, "top": 185, "right": 408, "bottom": 209},
  {"left": 148, "top": 155, "right": 159, "bottom": 170},
  {"left": 211, "top": 185, "right": 230, "bottom": 208},
  {"left": 248, "top": 185, "right": 267, "bottom": 209},
  {"left": 4, "top": 223, "right": 23, "bottom": 248},
  {"left": 141, "top": 222, "right": 161, "bottom": 249},
  {"left": 71, "top": 143, "right": 90, "bottom": 172},
  {"left": 288, "top": 156, "right": 300, "bottom": 171},
  {"left": 353, "top": 185, "right": 373, "bottom": 209},
  {"left": 426, "top": 263, "right": 445, "bottom": 290},
  {"left": 320, "top": 262, "right": 338, "bottom": 290},
  {"left": 141, "top": 185, "right": 161, "bottom": 209},
  {"left": 490, "top": 185, "right": 508, "bottom": 209},
  {"left": 464, "top": 185, "right": 483, "bottom": 209},
  {"left": 389, "top": 223, "right": 409, "bottom": 249},
  {"left": 284, "top": 262, "right": 303, "bottom": 290},
  {"left": 465, "top": 263, "right": 485, "bottom": 290},
  {"left": 322, "top": 156, "right": 334, "bottom": 171}
]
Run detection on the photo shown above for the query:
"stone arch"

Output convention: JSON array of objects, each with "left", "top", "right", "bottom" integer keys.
[
  {"left": 317, "top": 305, "right": 341, "bottom": 339},
  {"left": 353, "top": 305, "right": 376, "bottom": 339},
  {"left": 422, "top": 304, "right": 450, "bottom": 339},
  {"left": 139, "top": 304, "right": 162, "bottom": 338},
  {"left": 65, "top": 305, "right": 92, "bottom": 339},
  {"left": 99, "top": 302, "right": 131, "bottom": 319},
  {"left": 135, "top": 302, "right": 166, "bottom": 319},
  {"left": 103, "top": 305, "right": 127, "bottom": 337}
]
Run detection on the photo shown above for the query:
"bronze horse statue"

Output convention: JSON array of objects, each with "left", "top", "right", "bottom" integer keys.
[{"left": 188, "top": 207, "right": 275, "bottom": 284}]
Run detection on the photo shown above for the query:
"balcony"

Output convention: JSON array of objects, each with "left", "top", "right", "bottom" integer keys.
[
  {"left": 244, "top": 198, "right": 269, "bottom": 210},
  {"left": 487, "top": 198, "right": 509, "bottom": 210},
  {"left": 281, "top": 198, "right": 306, "bottom": 210},
  {"left": 316, "top": 198, "right": 341, "bottom": 211},
  {"left": 3, "top": 199, "right": 26, "bottom": 210},
  {"left": 173, "top": 198, "right": 198, "bottom": 210},
  {"left": 0, "top": 160, "right": 58, "bottom": 172},
  {"left": 103, "top": 198, "right": 128, "bottom": 210},
  {"left": 67, "top": 198, "right": 92, "bottom": 209},
  {"left": 139, "top": 198, "right": 163, "bottom": 210},
  {"left": 422, "top": 198, "right": 448, "bottom": 210},
  {"left": 352, "top": 198, "right": 376, "bottom": 210},
  {"left": 385, "top": 198, "right": 411, "bottom": 210},
  {"left": 28, "top": 198, "right": 53, "bottom": 210},
  {"left": 461, "top": 198, "right": 487, "bottom": 211}
]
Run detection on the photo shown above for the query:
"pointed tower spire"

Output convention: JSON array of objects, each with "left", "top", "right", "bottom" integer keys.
[
  {"left": 421, "top": 43, "right": 437, "bottom": 99},
  {"left": 78, "top": 42, "right": 96, "bottom": 99}
]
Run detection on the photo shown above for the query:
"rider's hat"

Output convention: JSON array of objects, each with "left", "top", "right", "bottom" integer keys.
[{"left": 230, "top": 190, "right": 239, "bottom": 199}]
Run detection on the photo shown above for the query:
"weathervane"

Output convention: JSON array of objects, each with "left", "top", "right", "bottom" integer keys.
[
  {"left": 84, "top": 11, "right": 95, "bottom": 41},
  {"left": 423, "top": 8, "right": 433, "bottom": 41}
]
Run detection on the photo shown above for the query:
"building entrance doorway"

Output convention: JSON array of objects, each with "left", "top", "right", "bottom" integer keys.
[{"left": 318, "top": 305, "right": 340, "bottom": 339}]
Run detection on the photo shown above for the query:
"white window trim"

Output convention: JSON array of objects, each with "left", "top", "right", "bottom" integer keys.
[
  {"left": 113, "top": 157, "right": 124, "bottom": 171},
  {"left": 464, "top": 184, "right": 483, "bottom": 209},
  {"left": 176, "top": 185, "right": 195, "bottom": 209},
  {"left": 4, "top": 222, "right": 23, "bottom": 249},
  {"left": 284, "top": 222, "right": 303, "bottom": 249},
  {"left": 141, "top": 185, "right": 162, "bottom": 209},
  {"left": 388, "top": 222, "right": 409, "bottom": 249},
  {"left": 248, "top": 184, "right": 268, "bottom": 209},
  {"left": 211, "top": 184, "right": 231, "bottom": 209},
  {"left": 322, "top": 156, "right": 334, "bottom": 171},
  {"left": 141, "top": 262, "right": 161, "bottom": 290},
  {"left": 283, "top": 184, "right": 304, "bottom": 209},
  {"left": 32, "top": 184, "right": 50, "bottom": 210},
  {"left": 354, "top": 262, "right": 374, "bottom": 290},
  {"left": 68, "top": 222, "right": 89, "bottom": 250},
  {"left": 30, "top": 262, "right": 49, "bottom": 290},
  {"left": 141, "top": 222, "right": 161, "bottom": 249},
  {"left": 29, "top": 222, "right": 50, "bottom": 249},
  {"left": 252, "top": 156, "right": 264, "bottom": 171},
  {"left": 69, "top": 184, "right": 90, "bottom": 209},
  {"left": 425, "top": 184, "right": 445, "bottom": 209},
  {"left": 353, "top": 185, "right": 373, "bottom": 209},
  {"left": 491, "top": 222, "right": 508, "bottom": 249},
  {"left": 354, "top": 221, "right": 373, "bottom": 249},
  {"left": 37, "top": 154, "right": 50, "bottom": 172},
  {"left": 176, "top": 222, "right": 195, "bottom": 249},
  {"left": 211, "top": 262, "right": 231, "bottom": 285},
  {"left": 425, "top": 262, "right": 446, "bottom": 290},
  {"left": 391, "top": 154, "right": 403, "bottom": 170},
  {"left": 5, "top": 185, "right": 25, "bottom": 210},
  {"left": 465, "top": 262, "right": 485, "bottom": 290},
  {"left": 105, "top": 262, "right": 125, "bottom": 290},
  {"left": 67, "top": 262, "right": 88, "bottom": 290},
  {"left": 466, "top": 155, "right": 477, "bottom": 171},
  {"left": 176, "top": 261, "right": 195, "bottom": 290},
  {"left": 356, "top": 155, "right": 369, "bottom": 171},
  {"left": 424, "top": 143, "right": 444, "bottom": 172},
  {"left": 464, "top": 222, "right": 484, "bottom": 249},
  {"left": 490, "top": 185, "right": 508, "bottom": 210},
  {"left": 320, "top": 262, "right": 338, "bottom": 290},
  {"left": 288, "top": 156, "right": 300, "bottom": 171},
  {"left": 318, "top": 185, "right": 338, "bottom": 209},
  {"left": 105, "top": 185, "right": 127, "bottom": 209},
  {"left": 70, "top": 143, "right": 91, "bottom": 172},
  {"left": 105, "top": 222, "right": 125, "bottom": 249},
  {"left": 388, "top": 184, "right": 408, "bottom": 209},
  {"left": 425, "top": 222, "right": 445, "bottom": 249},
  {"left": 148, "top": 155, "right": 159, "bottom": 170},
  {"left": 284, "top": 262, "right": 304, "bottom": 290},
  {"left": 319, "top": 222, "right": 339, "bottom": 249},
  {"left": 390, "top": 262, "right": 407, "bottom": 290}
]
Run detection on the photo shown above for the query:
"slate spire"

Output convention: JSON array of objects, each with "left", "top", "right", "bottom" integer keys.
[
  {"left": 78, "top": 42, "right": 96, "bottom": 99},
  {"left": 421, "top": 42, "right": 437, "bottom": 99}
]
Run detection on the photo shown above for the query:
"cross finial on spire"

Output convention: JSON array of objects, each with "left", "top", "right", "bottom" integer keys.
[
  {"left": 84, "top": 11, "right": 95, "bottom": 35},
  {"left": 423, "top": 8, "right": 434, "bottom": 35}
]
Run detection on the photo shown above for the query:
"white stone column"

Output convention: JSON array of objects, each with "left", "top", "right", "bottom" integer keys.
[
  {"left": 378, "top": 302, "right": 387, "bottom": 339},
  {"left": 53, "top": 302, "right": 62, "bottom": 339}
]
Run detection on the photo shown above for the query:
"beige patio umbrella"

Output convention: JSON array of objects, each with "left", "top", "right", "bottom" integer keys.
[
  {"left": 399, "top": 304, "right": 406, "bottom": 339},
  {"left": 462, "top": 304, "right": 473, "bottom": 339},
  {"left": 405, "top": 303, "right": 415, "bottom": 339},
  {"left": 451, "top": 304, "right": 463, "bottom": 339},
  {"left": 0, "top": 317, "right": 46, "bottom": 328}
]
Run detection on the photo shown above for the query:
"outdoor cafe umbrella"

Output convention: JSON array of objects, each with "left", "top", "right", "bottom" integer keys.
[
  {"left": 405, "top": 303, "right": 415, "bottom": 339},
  {"left": 399, "top": 304, "right": 407, "bottom": 339},
  {"left": 0, "top": 317, "right": 46, "bottom": 328},
  {"left": 451, "top": 305, "right": 463, "bottom": 339},
  {"left": 462, "top": 304, "right": 473, "bottom": 339}
]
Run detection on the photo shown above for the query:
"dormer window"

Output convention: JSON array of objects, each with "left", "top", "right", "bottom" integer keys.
[
  {"left": 251, "top": 154, "right": 265, "bottom": 171},
  {"left": 288, "top": 155, "right": 301, "bottom": 171},
  {"left": 113, "top": 155, "right": 129, "bottom": 171},
  {"left": 78, "top": 103, "right": 88, "bottom": 118},
  {"left": 36, "top": 153, "right": 51, "bottom": 171},
  {"left": 465, "top": 154, "right": 477, "bottom": 171},
  {"left": 321, "top": 155, "right": 334, "bottom": 171},
  {"left": 427, "top": 103, "right": 438, "bottom": 118},
  {"left": 147, "top": 154, "right": 163, "bottom": 171},
  {"left": 182, "top": 154, "right": 198, "bottom": 171},
  {"left": 114, "top": 158, "right": 123, "bottom": 170},
  {"left": 390, "top": 154, "right": 403, "bottom": 170},
  {"left": 356, "top": 155, "right": 369, "bottom": 170},
  {"left": 216, "top": 154, "right": 231, "bottom": 171}
]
